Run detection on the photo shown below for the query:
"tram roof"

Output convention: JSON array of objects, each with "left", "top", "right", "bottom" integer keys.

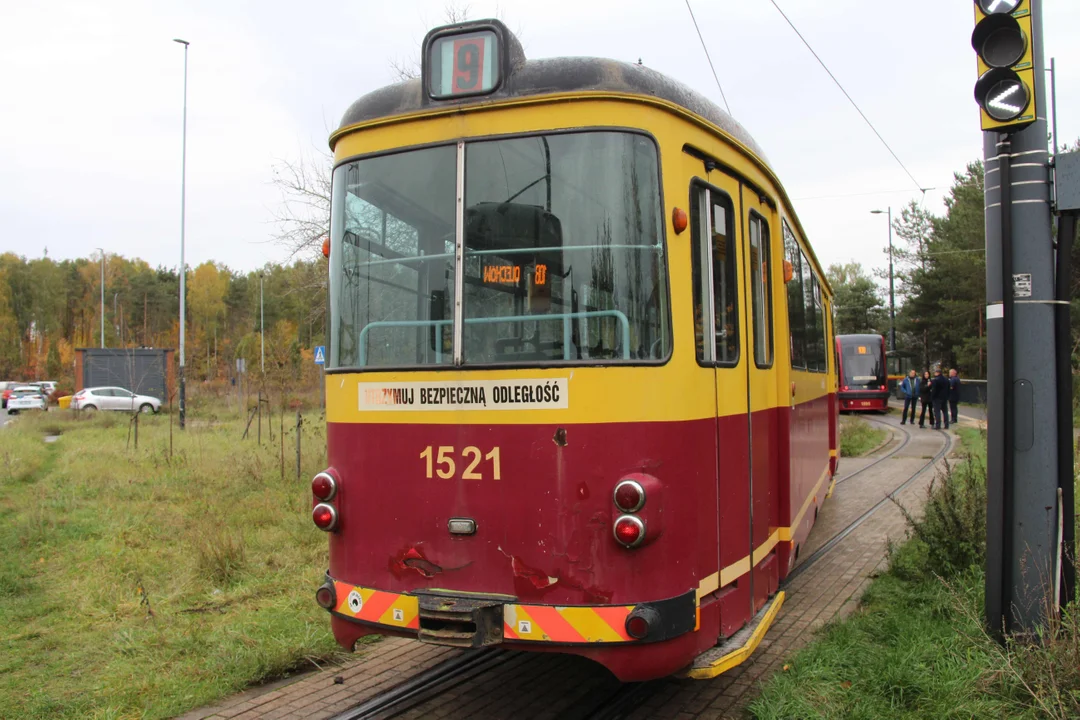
[{"left": 334, "top": 39, "right": 769, "bottom": 168}]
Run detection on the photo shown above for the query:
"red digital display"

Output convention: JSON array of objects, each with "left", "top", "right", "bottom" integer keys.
[
  {"left": 452, "top": 38, "right": 485, "bottom": 94},
  {"left": 482, "top": 264, "right": 548, "bottom": 286}
]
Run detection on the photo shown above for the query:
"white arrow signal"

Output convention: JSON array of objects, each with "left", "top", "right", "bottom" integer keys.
[
  {"left": 985, "top": 0, "right": 1019, "bottom": 12},
  {"left": 989, "top": 84, "right": 1022, "bottom": 114}
]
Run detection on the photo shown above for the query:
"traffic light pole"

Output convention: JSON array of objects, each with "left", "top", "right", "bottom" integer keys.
[{"left": 983, "top": 0, "right": 1060, "bottom": 640}]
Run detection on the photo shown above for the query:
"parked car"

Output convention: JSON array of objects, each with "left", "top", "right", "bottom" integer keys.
[
  {"left": 71, "top": 387, "right": 161, "bottom": 413},
  {"left": 7, "top": 385, "right": 48, "bottom": 414},
  {"left": 33, "top": 381, "right": 58, "bottom": 396}
]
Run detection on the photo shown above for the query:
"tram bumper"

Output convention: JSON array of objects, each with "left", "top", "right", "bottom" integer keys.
[{"left": 320, "top": 574, "right": 697, "bottom": 650}]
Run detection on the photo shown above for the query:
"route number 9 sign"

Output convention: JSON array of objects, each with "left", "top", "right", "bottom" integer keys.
[{"left": 428, "top": 30, "right": 500, "bottom": 98}]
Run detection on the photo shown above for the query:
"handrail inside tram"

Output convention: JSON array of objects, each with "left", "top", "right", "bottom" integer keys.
[
  {"left": 341, "top": 243, "right": 663, "bottom": 270},
  {"left": 356, "top": 310, "right": 632, "bottom": 365}
]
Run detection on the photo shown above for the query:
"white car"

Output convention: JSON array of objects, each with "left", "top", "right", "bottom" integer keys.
[
  {"left": 7, "top": 385, "right": 48, "bottom": 413},
  {"left": 72, "top": 387, "right": 162, "bottom": 413}
]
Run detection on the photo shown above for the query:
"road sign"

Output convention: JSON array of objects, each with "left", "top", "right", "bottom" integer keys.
[
  {"left": 236, "top": 358, "right": 246, "bottom": 373},
  {"left": 314, "top": 345, "right": 326, "bottom": 365}
]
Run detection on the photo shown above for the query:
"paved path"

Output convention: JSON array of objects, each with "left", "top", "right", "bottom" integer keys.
[{"left": 178, "top": 419, "right": 959, "bottom": 720}]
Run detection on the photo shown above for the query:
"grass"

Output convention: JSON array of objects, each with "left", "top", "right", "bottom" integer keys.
[
  {"left": 839, "top": 416, "right": 887, "bottom": 458},
  {"left": 751, "top": 425, "right": 1080, "bottom": 720},
  {"left": 0, "top": 402, "right": 357, "bottom": 719}
]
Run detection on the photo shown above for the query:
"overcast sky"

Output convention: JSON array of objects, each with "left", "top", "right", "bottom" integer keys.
[{"left": 1, "top": 0, "right": 1077, "bottom": 280}]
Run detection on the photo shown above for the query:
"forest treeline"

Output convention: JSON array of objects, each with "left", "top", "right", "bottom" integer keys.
[{"left": 0, "top": 252, "right": 327, "bottom": 390}]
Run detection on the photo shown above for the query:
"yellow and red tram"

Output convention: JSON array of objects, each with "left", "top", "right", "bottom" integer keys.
[{"left": 311, "top": 19, "right": 838, "bottom": 681}]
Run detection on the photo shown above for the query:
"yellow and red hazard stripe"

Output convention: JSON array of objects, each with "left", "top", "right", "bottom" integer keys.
[
  {"left": 502, "top": 603, "right": 635, "bottom": 643},
  {"left": 331, "top": 580, "right": 419, "bottom": 630}
]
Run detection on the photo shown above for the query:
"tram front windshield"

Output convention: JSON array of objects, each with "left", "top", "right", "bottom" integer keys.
[
  {"left": 840, "top": 344, "right": 884, "bottom": 390},
  {"left": 329, "top": 131, "right": 670, "bottom": 368}
]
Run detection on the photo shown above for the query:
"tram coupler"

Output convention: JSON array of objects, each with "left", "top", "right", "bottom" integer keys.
[{"left": 414, "top": 591, "right": 508, "bottom": 648}]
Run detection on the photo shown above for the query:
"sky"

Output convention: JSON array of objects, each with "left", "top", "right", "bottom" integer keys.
[{"left": 1, "top": 0, "right": 1077, "bottom": 280}]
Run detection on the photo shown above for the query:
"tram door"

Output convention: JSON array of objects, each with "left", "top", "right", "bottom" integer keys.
[
  {"left": 741, "top": 187, "right": 779, "bottom": 614},
  {"left": 691, "top": 177, "right": 753, "bottom": 636}
]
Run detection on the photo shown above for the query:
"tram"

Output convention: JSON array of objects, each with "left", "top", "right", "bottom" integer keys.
[
  {"left": 835, "top": 334, "right": 889, "bottom": 411},
  {"left": 312, "top": 19, "right": 838, "bottom": 682}
]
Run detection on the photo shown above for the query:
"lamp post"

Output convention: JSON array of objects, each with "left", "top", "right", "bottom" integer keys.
[
  {"left": 174, "top": 38, "right": 189, "bottom": 429},
  {"left": 96, "top": 248, "right": 105, "bottom": 348},
  {"left": 871, "top": 208, "right": 896, "bottom": 352},
  {"left": 259, "top": 271, "right": 265, "bottom": 374}
]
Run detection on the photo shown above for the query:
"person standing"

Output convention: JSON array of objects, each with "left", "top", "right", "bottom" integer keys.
[
  {"left": 930, "top": 367, "right": 950, "bottom": 430},
  {"left": 948, "top": 368, "right": 961, "bottom": 424},
  {"left": 918, "top": 370, "right": 933, "bottom": 428},
  {"left": 899, "top": 369, "right": 919, "bottom": 425}
]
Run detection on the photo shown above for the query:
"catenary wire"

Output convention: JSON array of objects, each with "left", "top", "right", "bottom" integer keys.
[
  {"left": 766, "top": 0, "right": 926, "bottom": 193},
  {"left": 684, "top": 0, "right": 731, "bottom": 116}
]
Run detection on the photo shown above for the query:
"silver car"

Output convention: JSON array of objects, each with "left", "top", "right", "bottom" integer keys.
[
  {"left": 72, "top": 387, "right": 162, "bottom": 413},
  {"left": 7, "top": 385, "right": 48, "bottom": 413}
]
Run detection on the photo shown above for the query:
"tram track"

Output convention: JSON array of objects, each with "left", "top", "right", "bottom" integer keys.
[
  {"left": 328, "top": 421, "right": 952, "bottom": 720},
  {"left": 832, "top": 415, "right": 913, "bottom": 488},
  {"left": 785, "top": 421, "right": 951, "bottom": 584}
]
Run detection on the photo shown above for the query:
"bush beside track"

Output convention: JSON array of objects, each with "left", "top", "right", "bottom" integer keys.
[
  {"left": 750, "top": 427, "right": 1080, "bottom": 720},
  {"left": 0, "top": 404, "right": 360, "bottom": 719}
]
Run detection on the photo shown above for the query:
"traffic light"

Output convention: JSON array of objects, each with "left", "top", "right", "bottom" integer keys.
[{"left": 972, "top": 0, "right": 1037, "bottom": 132}]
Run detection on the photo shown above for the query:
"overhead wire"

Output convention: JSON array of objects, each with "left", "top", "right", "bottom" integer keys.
[
  {"left": 684, "top": 0, "right": 731, "bottom": 116},
  {"left": 766, "top": 0, "right": 927, "bottom": 194}
]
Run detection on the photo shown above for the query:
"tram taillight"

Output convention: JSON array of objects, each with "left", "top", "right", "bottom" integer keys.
[
  {"left": 312, "top": 503, "right": 338, "bottom": 532},
  {"left": 312, "top": 471, "right": 338, "bottom": 501},
  {"left": 315, "top": 583, "right": 336, "bottom": 609},
  {"left": 613, "top": 479, "right": 646, "bottom": 513},
  {"left": 613, "top": 515, "right": 646, "bottom": 548}
]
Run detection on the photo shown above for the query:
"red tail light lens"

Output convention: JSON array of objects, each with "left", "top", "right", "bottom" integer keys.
[
  {"left": 315, "top": 584, "right": 336, "bottom": 609},
  {"left": 312, "top": 503, "right": 338, "bottom": 531},
  {"left": 312, "top": 472, "right": 337, "bottom": 501},
  {"left": 626, "top": 615, "right": 649, "bottom": 639},
  {"left": 880, "top": 385, "right": 886, "bottom": 391},
  {"left": 613, "top": 515, "right": 645, "bottom": 548},
  {"left": 613, "top": 479, "right": 645, "bottom": 513}
]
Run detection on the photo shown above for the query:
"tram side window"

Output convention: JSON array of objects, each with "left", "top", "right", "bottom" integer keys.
[
  {"left": 749, "top": 213, "right": 772, "bottom": 367},
  {"left": 691, "top": 186, "right": 739, "bottom": 365},
  {"left": 806, "top": 274, "right": 826, "bottom": 372},
  {"left": 328, "top": 146, "right": 458, "bottom": 368},
  {"left": 783, "top": 221, "right": 806, "bottom": 370}
]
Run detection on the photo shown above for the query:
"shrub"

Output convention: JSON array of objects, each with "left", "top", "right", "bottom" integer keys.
[{"left": 891, "top": 454, "right": 987, "bottom": 582}]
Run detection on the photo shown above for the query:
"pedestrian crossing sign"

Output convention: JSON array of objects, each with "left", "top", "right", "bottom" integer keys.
[{"left": 314, "top": 346, "right": 326, "bottom": 365}]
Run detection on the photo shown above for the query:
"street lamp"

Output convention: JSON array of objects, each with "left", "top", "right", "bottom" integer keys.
[
  {"left": 96, "top": 248, "right": 105, "bottom": 348},
  {"left": 871, "top": 208, "right": 896, "bottom": 353},
  {"left": 259, "top": 271, "right": 265, "bottom": 373},
  {"left": 174, "top": 38, "right": 189, "bottom": 430}
]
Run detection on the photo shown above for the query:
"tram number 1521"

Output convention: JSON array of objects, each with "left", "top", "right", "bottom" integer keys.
[{"left": 420, "top": 446, "right": 502, "bottom": 480}]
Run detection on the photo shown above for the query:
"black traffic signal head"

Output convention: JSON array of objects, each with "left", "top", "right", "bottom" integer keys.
[{"left": 971, "top": 0, "right": 1037, "bottom": 131}]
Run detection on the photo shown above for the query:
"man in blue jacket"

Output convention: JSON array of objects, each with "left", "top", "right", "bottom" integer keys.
[
  {"left": 948, "top": 368, "right": 961, "bottom": 424},
  {"left": 930, "top": 367, "right": 950, "bottom": 430},
  {"left": 899, "top": 369, "right": 919, "bottom": 425}
]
